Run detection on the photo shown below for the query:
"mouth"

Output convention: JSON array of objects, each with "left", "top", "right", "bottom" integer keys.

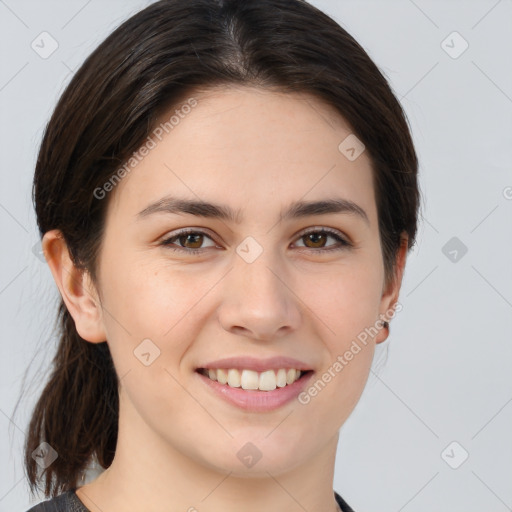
[{"left": 195, "top": 367, "right": 314, "bottom": 392}]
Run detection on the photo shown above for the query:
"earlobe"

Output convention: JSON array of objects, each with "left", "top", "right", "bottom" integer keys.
[
  {"left": 42, "top": 229, "right": 107, "bottom": 343},
  {"left": 375, "top": 233, "right": 408, "bottom": 344}
]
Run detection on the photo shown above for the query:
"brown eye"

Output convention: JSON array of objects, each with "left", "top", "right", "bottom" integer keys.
[
  {"left": 177, "top": 233, "right": 203, "bottom": 249},
  {"left": 160, "top": 227, "right": 351, "bottom": 256},
  {"left": 294, "top": 228, "right": 351, "bottom": 253},
  {"left": 302, "top": 232, "right": 328, "bottom": 249},
  {"left": 160, "top": 229, "right": 217, "bottom": 254}
]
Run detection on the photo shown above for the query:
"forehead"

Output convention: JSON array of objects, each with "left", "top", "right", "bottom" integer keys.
[{"left": 107, "top": 85, "right": 377, "bottom": 227}]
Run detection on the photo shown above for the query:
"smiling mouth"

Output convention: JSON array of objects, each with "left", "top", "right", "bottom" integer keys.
[{"left": 196, "top": 367, "right": 313, "bottom": 392}]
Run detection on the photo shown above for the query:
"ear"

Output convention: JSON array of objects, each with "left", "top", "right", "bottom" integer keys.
[
  {"left": 375, "top": 232, "right": 408, "bottom": 344},
  {"left": 42, "top": 229, "right": 106, "bottom": 343}
]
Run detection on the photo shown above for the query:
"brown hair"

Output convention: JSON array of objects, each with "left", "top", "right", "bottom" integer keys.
[{"left": 20, "top": 0, "right": 420, "bottom": 499}]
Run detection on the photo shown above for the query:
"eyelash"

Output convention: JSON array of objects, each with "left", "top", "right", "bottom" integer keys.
[{"left": 159, "top": 227, "right": 352, "bottom": 255}]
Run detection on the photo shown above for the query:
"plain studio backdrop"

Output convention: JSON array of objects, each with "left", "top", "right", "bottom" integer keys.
[{"left": 0, "top": 1, "right": 511, "bottom": 511}]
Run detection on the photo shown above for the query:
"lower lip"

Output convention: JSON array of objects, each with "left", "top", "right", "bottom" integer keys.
[{"left": 195, "top": 370, "right": 314, "bottom": 412}]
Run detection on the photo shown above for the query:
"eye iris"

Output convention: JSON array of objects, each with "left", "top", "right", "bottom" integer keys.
[
  {"left": 180, "top": 233, "right": 203, "bottom": 249},
  {"left": 304, "top": 232, "right": 327, "bottom": 248}
]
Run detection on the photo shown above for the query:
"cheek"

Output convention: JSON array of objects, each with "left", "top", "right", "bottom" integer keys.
[
  {"left": 295, "top": 256, "right": 382, "bottom": 406},
  {"left": 298, "top": 258, "right": 384, "bottom": 339},
  {"left": 98, "top": 260, "right": 203, "bottom": 406},
  {"left": 100, "top": 251, "right": 206, "bottom": 337}
]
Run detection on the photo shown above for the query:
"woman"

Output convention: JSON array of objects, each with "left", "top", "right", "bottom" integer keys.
[{"left": 23, "top": 0, "right": 420, "bottom": 510}]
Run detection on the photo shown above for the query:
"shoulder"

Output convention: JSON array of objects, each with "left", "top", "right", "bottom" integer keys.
[
  {"left": 25, "top": 490, "right": 90, "bottom": 512},
  {"left": 335, "top": 490, "right": 357, "bottom": 512}
]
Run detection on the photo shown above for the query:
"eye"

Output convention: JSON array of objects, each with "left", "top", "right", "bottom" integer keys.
[
  {"left": 160, "top": 229, "right": 218, "bottom": 254},
  {"left": 159, "top": 227, "right": 351, "bottom": 255},
  {"left": 293, "top": 227, "right": 352, "bottom": 253}
]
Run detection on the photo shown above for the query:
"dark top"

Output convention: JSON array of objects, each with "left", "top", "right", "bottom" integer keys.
[{"left": 26, "top": 488, "right": 355, "bottom": 511}]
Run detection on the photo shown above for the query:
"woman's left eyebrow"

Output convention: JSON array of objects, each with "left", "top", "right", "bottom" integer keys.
[{"left": 136, "top": 195, "right": 370, "bottom": 227}]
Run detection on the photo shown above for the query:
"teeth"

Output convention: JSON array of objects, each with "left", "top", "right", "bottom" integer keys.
[
  {"left": 227, "top": 368, "right": 241, "bottom": 387},
  {"left": 201, "top": 368, "right": 304, "bottom": 391},
  {"left": 217, "top": 368, "right": 228, "bottom": 384},
  {"left": 240, "top": 369, "right": 259, "bottom": 390},
  {"left": 276, "top": 368, "right": 287, "bottom": 388}
]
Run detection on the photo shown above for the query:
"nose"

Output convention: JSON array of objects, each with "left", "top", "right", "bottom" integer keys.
[{"left": 217, "top": 249, "right": 302, "bottom": 342}]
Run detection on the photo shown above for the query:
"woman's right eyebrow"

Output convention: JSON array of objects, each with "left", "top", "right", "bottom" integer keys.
[{"left": 136, "top": 195, "right": 370, "bottom": 227}]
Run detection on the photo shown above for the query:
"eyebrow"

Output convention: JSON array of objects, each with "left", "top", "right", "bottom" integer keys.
[{"left": 137, "top": 195, "right": 370, "bottom": 226}]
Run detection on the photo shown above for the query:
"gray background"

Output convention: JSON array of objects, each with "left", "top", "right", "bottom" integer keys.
[{"left": 1, "top": 1, "right": 511, "bottom": 511}]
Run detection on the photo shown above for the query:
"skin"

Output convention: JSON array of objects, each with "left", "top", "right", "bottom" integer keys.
[{"left": 43, "top": 85, "right": 407, "bottom": 512}]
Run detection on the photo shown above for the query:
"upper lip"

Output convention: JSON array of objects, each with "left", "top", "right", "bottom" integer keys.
[{"left": 196, "top": 356, "right": 313, "bottom": 373}]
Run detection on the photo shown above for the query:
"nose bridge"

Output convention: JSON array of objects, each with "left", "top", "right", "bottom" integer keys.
[
  {"left": 240, "top": 239, "right": 282, "bottom": 297},
  {"left": 217, "top": 235, "right": 301, "bottom": 339},
  {"left": 234, "top": 234, "right": 288, "bottom": 303}
]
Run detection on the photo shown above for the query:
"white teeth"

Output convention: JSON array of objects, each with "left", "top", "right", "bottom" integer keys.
[
  {"left": 276, "top": 368, "right": 287, "bottom": 388},
  {"left": 201, "top": 368, "right": 304, "bottom": 391},
  {"left": 259, "top": 370, "right": 277, "bottom": 391},
  {"left": 217, "top": 368, "right": 228, "bottom": 384},
  {"left": 240, "top": 370, "right": 259, "bottom": 390},
  {"left": 227, "top": 368, "right": 241, "bottom": 387},
  {"left": 286, "top": 368, "right": 297, "bottom": 385}
]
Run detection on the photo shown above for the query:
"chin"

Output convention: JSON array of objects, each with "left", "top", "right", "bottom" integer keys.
[{"left": 198, "top": 440, "right": 309, "bottom": 477}]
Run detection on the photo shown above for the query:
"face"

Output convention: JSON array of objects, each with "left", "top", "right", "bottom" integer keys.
[{"left": 83, "top": 86, "right": 403, "bottom": 476}]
